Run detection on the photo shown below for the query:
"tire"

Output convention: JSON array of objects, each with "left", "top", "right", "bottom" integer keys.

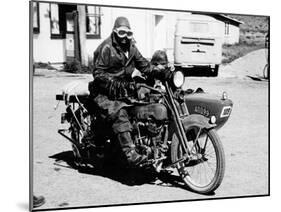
[
  {"left": 70, "top": 110, "right": 92, "bottom": 168},
  {"left": 263, "top": 64, "right": 269, "bottom": 79},
  {"left": 211, "top": 65, "right": 219, "bottom": 77},
  {"left": 171, "top": 126, "right": 225, "bottom": 194},
  {"left": 71, "top": 114, "right": 107, "bottom": 169},
  {"left": 70, "top": 125, "right": 84, "bottom": 168}
]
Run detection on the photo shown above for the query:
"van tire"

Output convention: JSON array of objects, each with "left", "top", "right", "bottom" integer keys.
[{"left": 211, "top": 65, "right": 219, "bottom": 77}]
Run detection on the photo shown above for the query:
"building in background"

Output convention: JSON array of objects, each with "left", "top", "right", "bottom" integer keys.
[
  {"left": 32, "top": 2, "right": 242, "bottom": 66},
  {"left": 210, "top": 14, "right": 243, "bottom": 44}
]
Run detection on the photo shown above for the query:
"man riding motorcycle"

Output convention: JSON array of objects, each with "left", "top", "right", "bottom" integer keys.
[{"left": 86, "top": 17, "right": 172, "bottom": 168}]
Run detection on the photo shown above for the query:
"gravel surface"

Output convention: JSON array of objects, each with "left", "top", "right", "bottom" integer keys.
[{"left": 32, "top": 50, "right": 269, "bottom": 210}]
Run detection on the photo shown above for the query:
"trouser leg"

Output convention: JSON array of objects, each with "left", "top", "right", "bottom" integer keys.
[{"left": 112, "top": 108, "right": 148, "bottom": 167}]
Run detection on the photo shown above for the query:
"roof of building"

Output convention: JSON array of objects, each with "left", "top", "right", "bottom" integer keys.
[
  {"left": 192, "top": 12, "right": 244, "bottom": 25},
  {"left": 216, "top": 14, "right": 244, "bottom": 24}
]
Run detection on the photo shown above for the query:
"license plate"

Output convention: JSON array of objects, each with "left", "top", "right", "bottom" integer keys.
[{"left": 220, "top": 106, "right": 232, "bottom": 118}]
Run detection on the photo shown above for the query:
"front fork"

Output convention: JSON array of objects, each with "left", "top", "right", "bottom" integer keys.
[{"left": 165, "top": 82, "right": 191, "bottom": 157}]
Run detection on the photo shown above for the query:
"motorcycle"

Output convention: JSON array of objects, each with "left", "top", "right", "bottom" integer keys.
[{"left": 55, "top": 70, "right": 233, "bottom": 194}]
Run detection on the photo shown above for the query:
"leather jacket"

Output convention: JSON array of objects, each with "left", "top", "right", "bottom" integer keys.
[{"left": 91, "top": 33, "right": 155, "bottom": 100}]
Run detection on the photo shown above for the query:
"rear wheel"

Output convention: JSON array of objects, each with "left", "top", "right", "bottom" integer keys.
[
  {"left": 70, "top": 112, "right": 93, "bottom": 169},
  {"left": 171, "top": 126, "right": 225, "bottom": 194},
  {"left": 70, "top": 127, "right": 83, "bottom": 168},
  {"left": 211, "top": 65, "right": 219, "bottom": 77}
]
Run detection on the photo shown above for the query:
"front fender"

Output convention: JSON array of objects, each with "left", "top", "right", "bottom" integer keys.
[{"left": 182, "top": 114, "right": 215, "bottom": 131}]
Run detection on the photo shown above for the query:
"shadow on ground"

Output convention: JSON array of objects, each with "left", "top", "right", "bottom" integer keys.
[{"left": 49, "top": 151, "right": 215, "bottom": 196}]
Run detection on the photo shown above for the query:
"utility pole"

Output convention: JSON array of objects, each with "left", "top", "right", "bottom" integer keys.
[{"left": 77, "top": 5, "right": 88, "bottom": 66}]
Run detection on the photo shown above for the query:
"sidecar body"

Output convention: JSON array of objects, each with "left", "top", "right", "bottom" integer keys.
[{"left": 184, "top": 91, "right": 233, "bottom": 130}]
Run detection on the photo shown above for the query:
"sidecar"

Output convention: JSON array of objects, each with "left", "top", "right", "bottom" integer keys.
[
  {"left": 183, "top": 91, "right": 233, "bottom": 130},
  {"left": 55, "top": 80, "right": 233, "bottom": 130}
]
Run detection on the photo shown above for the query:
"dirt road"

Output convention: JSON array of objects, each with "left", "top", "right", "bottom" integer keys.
[
  {"left": 32, "top": 67, "right": 268, "bottom": 210},
  {"left": 219, "top": 48, "right": 268, "bottom": 79}
]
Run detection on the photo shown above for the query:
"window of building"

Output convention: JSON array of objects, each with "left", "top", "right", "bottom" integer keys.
[
  {"left": 33, "top": 2, "right": 40, "bottom": 33},
  {"left": 49, "top": 3, "right": 77, "bottom": 39},
  {"left": 49, "top": 4, "right": 101, "bottom": 39},
  {"left": 225, "top": 22, "right": 230, "bottom": 35},
  {"left": 86, "top": 6, "right": 101, "bottom": 39}
]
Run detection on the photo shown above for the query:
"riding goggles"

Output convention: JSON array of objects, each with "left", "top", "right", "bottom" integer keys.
[{"left": 114, "top": 29, "right": 133, "bottom": 39}]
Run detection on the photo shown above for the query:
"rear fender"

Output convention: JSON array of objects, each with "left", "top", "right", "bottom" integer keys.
[{"left": 182, "top": 114, "right": 215, "bottom": 131}]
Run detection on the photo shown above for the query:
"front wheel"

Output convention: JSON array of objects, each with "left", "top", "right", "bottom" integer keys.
[
  {"left": 171, "top": 126, "right": 225, "bottom": 194},
  {"left": 263, "top": 64, "right": 269, "bottom": 79}
]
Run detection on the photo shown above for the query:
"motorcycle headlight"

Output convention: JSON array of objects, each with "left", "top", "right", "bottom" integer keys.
[{"left": 173, "top": 71, "right": 185, "bottom": 88}]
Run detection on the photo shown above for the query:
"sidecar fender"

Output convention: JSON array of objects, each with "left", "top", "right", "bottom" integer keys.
[{"left": 181, "top": 114, "right": 215, "bottom": 131}]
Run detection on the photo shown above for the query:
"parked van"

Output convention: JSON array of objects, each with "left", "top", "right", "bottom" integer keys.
[{"left": 174, "top": 14, "right": 223, "bottom": 76}]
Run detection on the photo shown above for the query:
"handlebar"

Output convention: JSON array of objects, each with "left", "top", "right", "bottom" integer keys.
[{"left": 137, "top": 83, "right": 164, "bottom": 94}]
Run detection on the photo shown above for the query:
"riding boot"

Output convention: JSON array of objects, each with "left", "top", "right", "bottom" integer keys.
[
  {"left": 33, "top": 195, "right": 45, "bottom": 208},
  {"left": 117, "top": 131, "right": 148, "bottom": 167}
]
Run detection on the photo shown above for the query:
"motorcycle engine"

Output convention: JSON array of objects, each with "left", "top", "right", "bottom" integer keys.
[
  {"left": 129, "top": 102, "right": 169, "bottom": 159},
  {"left": 132, "top": 119, "right": 168, "bottom": 159},
  {"left": 137, "top": 120, "right": 163, "bottom": 137}
]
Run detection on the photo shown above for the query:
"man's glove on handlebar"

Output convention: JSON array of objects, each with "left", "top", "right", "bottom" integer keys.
[
  {"left": 92, "top": 65, "right": 172, "bottom": 100},
  {"left": 152, "top": 66, "right": 173, "bottom": 83},
  {"left": 93, "top": 76, "right": 137, "bottom": 100}
]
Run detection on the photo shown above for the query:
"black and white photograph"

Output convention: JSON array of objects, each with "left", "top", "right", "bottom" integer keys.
[{"left": 30, "top": 0, "right": 269, "bottom": 211}]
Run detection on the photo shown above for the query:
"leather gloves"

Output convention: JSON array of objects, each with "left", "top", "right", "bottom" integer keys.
[
  {"left": 108, "top": 79, "right": 137, "bottom": 100},
  {"left": 152, "top": 64, "right": 173, "bottom": 83}
]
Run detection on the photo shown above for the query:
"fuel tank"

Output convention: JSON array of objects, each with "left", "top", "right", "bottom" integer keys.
[
  {"left": 129, "top": 103, "right": 168, "bottom": 121},
  {"left": 184, "top": 92, "right": 233, "bottom": 130}
]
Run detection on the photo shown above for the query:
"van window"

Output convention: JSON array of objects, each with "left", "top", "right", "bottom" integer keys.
[{"left": 190, "top": 22, "right": 209, "bottom": 33}]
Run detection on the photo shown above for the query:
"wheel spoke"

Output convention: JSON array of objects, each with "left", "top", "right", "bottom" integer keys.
[
  {"left": 205, "top": 149, "right": 215, "bottom": 158},
  {"left": 185, "top": 156, "right": 216, "bottom": 186},
  {"left": 190, "top": 164, "right": 195, "bottom": 176},
  {"left": 198, "top": 163, "right": 202, "bottom": 184},
  {"left": 205, "top": 160, "right": 216, "bottom": 174},
  {"left": 204, "top": 152, "right": 215, "bottom": 158},
  {"left": 204, "top": 141, "right": 215, "bottom": 155},
  {"left": 203, "top": 160, "right": 210, "bottom": 183},
  {"left": 190, "top": 128, "right": 202, "bottom": 153},
  {"left": 198, "top": 158, "right": 207, "bottom": 185},
  {"left": 202, "top": 133, "right": 209, "bottom": 151}
]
